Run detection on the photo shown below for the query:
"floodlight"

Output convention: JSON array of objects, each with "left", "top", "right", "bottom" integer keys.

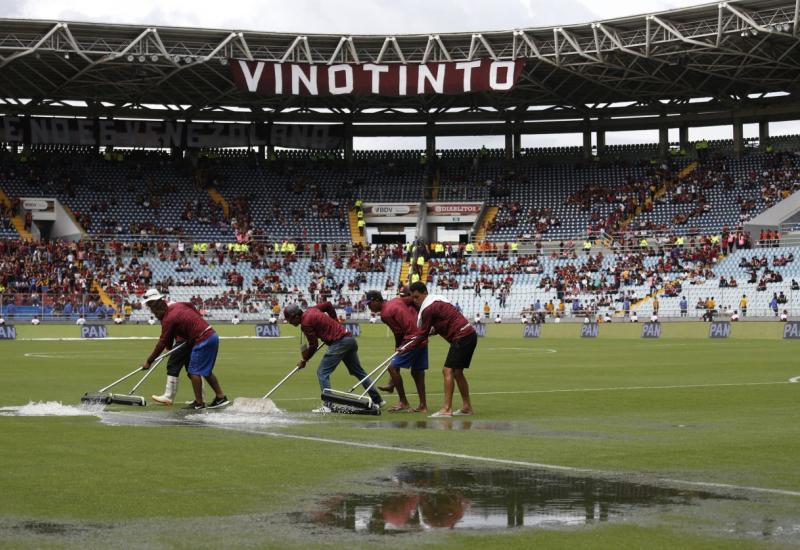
[
  {"left": 126, "top": 54, "right": 135, "bottom": 62},
  {"left": 138, "top": 55, "right": 146, "bottom": 62},
  {"left": 151, "top": 54, "right": 159, "bottom": 62}
]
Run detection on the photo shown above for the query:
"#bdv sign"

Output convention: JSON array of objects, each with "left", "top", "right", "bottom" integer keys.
[
  {"left": 709, "top": 321, "right": 731, "bottom": 339},
  {"left": 344, "top": 323, "right": 361, "bottom": 337},
  {"left": 641, "top": 322, "right": 661, "bottom": 338},
  {"left": 783, "top": 321, "right": 800, "bottom": 339},
  {"left": 0, "top": 325, "right": 16, "bottom": 339},
  {"left": 523, "top": 323, "right": 541, "bottom": 338},
  {"left": 474, "top": 323, "right": 486, "bottom": 337},
  {"left": 580, "top": 322, "right": 599, "bottom": 338},
  {"left": 255, "top": 324, "right": 281, "bottom": 337},
  {"left": 81, "top": 325, "right": 107, "bottom": 339}
]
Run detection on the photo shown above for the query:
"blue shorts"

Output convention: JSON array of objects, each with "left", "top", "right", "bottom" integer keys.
[
  {"left": 188, "top": 332, "right": 219, "bottom": 377},
  {"left": 391, "top": 346, "right": 428, "bottom": 371}
]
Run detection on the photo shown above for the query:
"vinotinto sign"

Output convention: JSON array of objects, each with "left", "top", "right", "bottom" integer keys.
[{"left": 230, "top": 58, "right": 525, "bottom": 97}]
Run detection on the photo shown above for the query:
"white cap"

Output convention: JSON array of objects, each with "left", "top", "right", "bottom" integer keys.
[{"left": 142, "top": 289, "right": 165, "bottom": 304}]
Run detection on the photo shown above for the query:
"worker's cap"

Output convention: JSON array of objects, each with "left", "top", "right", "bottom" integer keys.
[
  {"left": 283, "top": 304, "right": 303, "bottom": 319},
  {"left": 142, "top": 289, "right": 165, "bottom": 304}
]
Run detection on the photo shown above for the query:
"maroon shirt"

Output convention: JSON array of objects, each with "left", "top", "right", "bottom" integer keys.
[
  {"left": 147, "top": 302, "right": 213, "bottom": 363},
  {"left": 301, "top": 302, "right": 350, "bottom": 355},
  {"left": 412, "top": 299, "right": 475, "bottom": 346},
  {"left": 381, "top": 296, "right": 426, "bottom": 349}
]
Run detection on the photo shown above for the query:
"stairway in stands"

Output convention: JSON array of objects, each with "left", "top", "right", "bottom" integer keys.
[{"left": 0, "top": 188, "right": 31, "bottom": 240}]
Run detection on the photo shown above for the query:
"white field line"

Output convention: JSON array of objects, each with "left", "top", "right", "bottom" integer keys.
[
  {"left": 790, "top": 376, "right": 800, "bottom": 383},
  {"left": 114, "top": 411, "right": 800, "bottom": 499},
  {"left": 275, "top": 380, "right": 794, "bottom": 402}
]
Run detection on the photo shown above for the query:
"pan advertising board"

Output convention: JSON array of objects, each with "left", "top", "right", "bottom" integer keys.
[
  {"left": 523, "top": 323, "right": 541, "bottom": 338},
  {"left": 783, "top": 321, "right": 800, "bottom": 339},
  {"left": 255, "top": 324, "right": 281, "bottom": 337},
  {"left": 641, "top": 322, "right": 661, "bottom": 338},
  {"left": 580, "top": 322, "right": 599, "bottom": 338},
  {"left": 709, "top": 321, "right": 731, "bottom": 338},
  {"left": 81, "top": 325, "right": 107, "bottom": 339}
]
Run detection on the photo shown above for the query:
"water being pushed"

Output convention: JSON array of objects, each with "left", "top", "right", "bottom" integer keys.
[
  {"left": 0, "top": 401, "right": 104, "bottom": 417},
  {"left": 228, "top": 397, "right": 282, "bottom": 415}
]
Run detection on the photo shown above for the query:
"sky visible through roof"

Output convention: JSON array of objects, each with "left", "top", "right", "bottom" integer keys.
[{"left": 1, "top": 0, "right": 796, "bottom": 149}]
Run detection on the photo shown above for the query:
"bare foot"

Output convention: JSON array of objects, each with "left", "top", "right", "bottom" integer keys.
[
  {"left": 389, "top": 403, "right": 411, "bottom": 412},
  {"left": 378, "top": 384, "right": 395, "bottom": 393},
  {"left": 412, "top": 405, "right": 428, "bottom": 413}
]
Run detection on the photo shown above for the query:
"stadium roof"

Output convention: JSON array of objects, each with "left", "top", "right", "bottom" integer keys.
[{"left": 0, "top": 0, "right": 799, "bottom": 135}]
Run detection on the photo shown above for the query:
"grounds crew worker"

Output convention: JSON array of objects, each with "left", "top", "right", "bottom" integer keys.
[
  {"left": 407, "top": 282, "right": 476, "bottom": 418},
  {"left": 365, "top": 290, "right": 428, "bottom": 413},
  {"left": 141, "top": 289, "right": 228, "bottom": 410},
  {"left": 284, "top": 302, "right": 384, "bottom": 413}
]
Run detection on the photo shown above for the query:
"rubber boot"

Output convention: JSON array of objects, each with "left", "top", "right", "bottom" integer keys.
[{"left": 152, "top": 375, "right": 179, "bottom": 405}]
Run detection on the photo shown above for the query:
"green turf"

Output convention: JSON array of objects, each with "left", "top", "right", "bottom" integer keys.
[{"left": 0, "top": 322, "right": 798, "bottom": 549}]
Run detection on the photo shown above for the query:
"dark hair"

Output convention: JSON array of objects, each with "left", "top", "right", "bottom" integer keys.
[
  {"left": 409, "top": 282, "right": 428, "bottom": 294},
  {"left": 365, "top": 291, "right": 384, "bottom": 303},
  {"left": 283, "top": 304, "right": 303, "bottom": 318}
]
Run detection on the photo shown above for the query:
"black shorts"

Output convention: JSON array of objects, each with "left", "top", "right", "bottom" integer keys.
[
  {"left": 444, "top": 332, "right": 477, "bottom": 370},
  {"left": 166, "top": 341, "right": 193, "bottom": 377}
]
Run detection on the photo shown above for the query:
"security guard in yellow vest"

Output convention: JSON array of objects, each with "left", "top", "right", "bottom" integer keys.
[
  {"left": 465, "top": 242, "right": 474, "bottom": 254},
  {"left": 511, "top": 242, "right": 519, "bottom": 254},
  {"left": 357, "top": 219, "right": 365, "bottom": 234},
  {"left": 640, "top": 238, "right": 648, "bottom": 248}
]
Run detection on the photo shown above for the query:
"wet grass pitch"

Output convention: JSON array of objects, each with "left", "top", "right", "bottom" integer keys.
[{"left": 0, "top": 322, "right": 799, "bottom": 549}]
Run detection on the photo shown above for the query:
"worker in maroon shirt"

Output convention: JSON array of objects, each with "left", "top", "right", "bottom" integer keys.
[
  {"left": 407, "top": 282, "right": 476, "bottom": 418},
  {"left": 284, "top": 301, "right": 384, "bottom": 413},
  {"left": 365, "top": 290, "right": 428, "bottom": 413},
  {"left": 141, "top": 289, "right": 228, "bottom": 410}
]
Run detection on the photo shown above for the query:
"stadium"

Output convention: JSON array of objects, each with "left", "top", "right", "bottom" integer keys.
[{"left": 1, "top": 1, "right": 799, "bottom": 548}]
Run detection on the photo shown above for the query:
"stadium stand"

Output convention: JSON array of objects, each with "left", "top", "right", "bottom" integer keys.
[{"left": 3, "top": 143, "right": 800, "bottom": 322}]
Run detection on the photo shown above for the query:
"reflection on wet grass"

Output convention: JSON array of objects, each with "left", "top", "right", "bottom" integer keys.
[{"left": 310, "top": 465, "right": 735, "bottom": 533}]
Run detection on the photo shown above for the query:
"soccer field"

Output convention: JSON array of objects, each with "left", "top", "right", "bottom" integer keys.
[{"left": 1, "top": 322, "right": 798, "bottom": 549}]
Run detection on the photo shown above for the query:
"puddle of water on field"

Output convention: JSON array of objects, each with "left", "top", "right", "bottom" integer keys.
[{"left": 308, "top": 465, "right": 744, "bottom": 532}]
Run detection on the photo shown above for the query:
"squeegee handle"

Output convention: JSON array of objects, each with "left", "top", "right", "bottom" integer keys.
[
  {"left": 262, "top": 367, "right": 300, "bottom": 399},
  {"left": 348, "top": 352, "right": 397, "bottom": 393},
  {"left": 127, "top": 342, "right": 187, "bottom": 395},
  {"left": 351, "top": 340, "right": 414, "bottom": 394},
  {"left": 98, "top": 367, "right": 146, "bottom": 393},
  {"left": 358, "top": 361, "right": 394, "bottom": 399},
  {"left": 260, "top": 343, "right": 324, "bottom": 400}
]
